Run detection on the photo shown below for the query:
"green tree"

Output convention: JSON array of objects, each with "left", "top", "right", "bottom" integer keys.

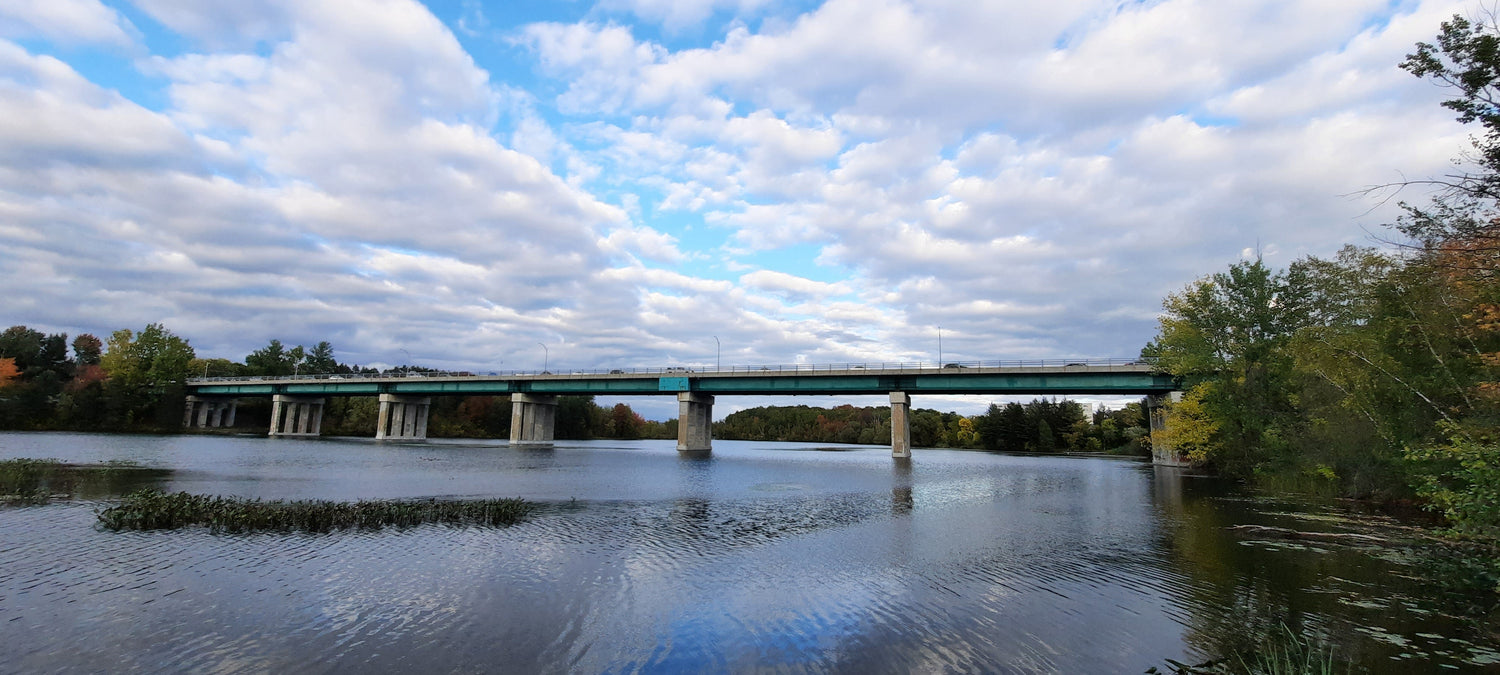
[
  {"left": 555, "top": 396, "right": 600, "bottom": 439},
  {"left": 245, "top": 339, "right": 294, "bottom": 376},
  {"left": 1035, "top": 419, "right": 1054, "bottom": 451},
  {"left": 1401, "top": 12, "right": 1500, "bottom": 203},
  {"left": 304, "top": 341, "right": 338, "bottom": 374},
  {"left": 37, "top": 333, "right": 69, "bottom": 376},
  {"left": 97, "top": 324, "right": 195, "bottom": 430},
  {"left": 0, "top": 326, "right": 44, "bottom": 373},
  {"left": 100, "top": 324, "right": 195, "bottom": 389}
]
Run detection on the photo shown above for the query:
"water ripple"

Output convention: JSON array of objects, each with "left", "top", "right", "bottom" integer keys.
[{"left": 0, "top": 435, "right": 1493, "bottom": 673}]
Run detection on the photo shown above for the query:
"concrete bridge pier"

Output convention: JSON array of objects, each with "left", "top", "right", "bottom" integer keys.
[
  {"left": 1147, "top": 392, "right": 1187, "bottom": 466},
  {"left": 376, "top": 394, "right": 431, "bottom": 441},
  {"left": 890, "top": 392, "right": 912, "bottom": 458},
  {"left": 677, "top": 392, "right": 714, "bottom": 453},
  {"left": 510, "top": 393, "right": 557, "bottom": 445},
  {"left": 269, "top": 395, "right": 324, "bottom": 437},
  {"left": 184, "top": 396, "right": 237, "bottom": 429}
]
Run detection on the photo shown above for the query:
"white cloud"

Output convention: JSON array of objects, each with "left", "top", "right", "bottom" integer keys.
[
  {"left": 0, "top": 0, "right": 135, "bottom": 46},
  {"left": 0, "top": 0, "right": 1486, "bottom": 399},
  {"left": 0, "top": 43, "right": 191, "bottom": 168},
  {"left": 600, "top": 223, "right": 688, "bottom": 263},
  {"left": 739, "top": 269, "right": 849, "bottom": 298},
  {"left": 130, "top": 0, "right": 296, "bottom": 46}
]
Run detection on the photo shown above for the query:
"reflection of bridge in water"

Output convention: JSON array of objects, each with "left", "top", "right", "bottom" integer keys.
[{"left": 183, "top": 359, "right": 1184, "bottom": 464}]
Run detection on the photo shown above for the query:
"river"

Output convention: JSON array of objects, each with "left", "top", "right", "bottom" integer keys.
[{"left": 0, "top": 432, "right": 1495, "bottom": 673}]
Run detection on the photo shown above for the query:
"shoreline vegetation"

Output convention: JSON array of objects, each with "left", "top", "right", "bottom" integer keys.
[{"left": 1138, "top": 14, "right": 1500, "bottom": 551}]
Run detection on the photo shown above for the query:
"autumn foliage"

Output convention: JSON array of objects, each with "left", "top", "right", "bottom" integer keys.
[{"left": 0, "top": 358, "right": 18, "bottom": 388}]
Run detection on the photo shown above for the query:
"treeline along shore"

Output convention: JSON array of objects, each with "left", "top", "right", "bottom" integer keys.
[{"left": 0, "top": 322, "right": 1149, "bottom": 452}]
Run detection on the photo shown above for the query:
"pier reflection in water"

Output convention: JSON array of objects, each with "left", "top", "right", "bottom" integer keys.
[{"left": 0, "top": 432, "right": 1494, "bottom": 672}]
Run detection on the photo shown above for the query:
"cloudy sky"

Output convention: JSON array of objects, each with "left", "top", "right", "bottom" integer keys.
[{"left": 0, "top": 0, "right": 1480, "bottom": 418}]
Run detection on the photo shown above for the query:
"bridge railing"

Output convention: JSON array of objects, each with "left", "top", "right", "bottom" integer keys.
[{"left": 187, "top": 357, "right": 1157, "bottom": 383}]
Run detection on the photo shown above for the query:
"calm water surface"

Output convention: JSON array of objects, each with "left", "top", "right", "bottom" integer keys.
[{"left": 0, "top": 432, "right": 1495, "bottom": 673}]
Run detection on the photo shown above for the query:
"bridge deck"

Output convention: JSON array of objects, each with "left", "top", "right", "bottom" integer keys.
[{"left": 187, "top": 362, "right": 1176, "bottom": 397}]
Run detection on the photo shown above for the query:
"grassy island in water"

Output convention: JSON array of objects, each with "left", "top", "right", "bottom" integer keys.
[{"left": 95, "top": 489, "right": 536, "bottom": 533}]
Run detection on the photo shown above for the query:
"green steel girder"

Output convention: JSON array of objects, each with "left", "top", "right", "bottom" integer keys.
[
  {"left": 187, "top": 370, "right": 1178, "bottom": 399},
  {"left": 285, "top": 382, "right": 382, "bottom": 395},
  {"left": 525, "top": 378, "right": 661, "bottom": 394},
  {"left": 193, "top": 384, "right": 278, "bottom": 395},
  {"left": 695, "top": 375, "right": 896, "bottom": 394},
  {"left": 389, "top": 381, "right": 513, "bottom": 395},
  {"left": 692, "top": 372, "right": 1176, "bottom": 395}
]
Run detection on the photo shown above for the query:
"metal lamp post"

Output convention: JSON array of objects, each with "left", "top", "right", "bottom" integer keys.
[
  {"left": 713, "top": 336, "right": 720, "bottom": 371},
  {"left": 539, "top": 343, "right": 548, "bottom": 373}
]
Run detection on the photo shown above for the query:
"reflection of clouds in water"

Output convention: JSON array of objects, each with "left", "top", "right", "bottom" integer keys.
[{"left": 2, "top": 434, "right": 1490, "bottom": 672}]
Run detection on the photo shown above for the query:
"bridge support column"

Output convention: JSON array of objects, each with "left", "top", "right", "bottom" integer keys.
[
  {"left": 510, "top": 393, "right": 557, "bottom": 445},
  {"left": 1147, "top": 392, "right": 1187, "bottom": 466},
  {"left": 677, "top": 392, "right": 714, "bottom": 453},
  {"left": 269, "top": 395, "right": 324, "bottom": 437},
  {"left": 890, "top": 392, "right": 911, "bottom": 458},
  {"left": 376, "top": 394, "right": 431, "bottom": 440},
  {"left": 184, "top": 396, "right": 237, "bottom": 430}
]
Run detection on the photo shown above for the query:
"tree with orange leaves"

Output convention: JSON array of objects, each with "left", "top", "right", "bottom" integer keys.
[{"left": 0, "top": 357, "right": 18, "bottom": 388}]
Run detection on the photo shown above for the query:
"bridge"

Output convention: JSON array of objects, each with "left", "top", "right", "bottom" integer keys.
[{"left": 183, "top": 359, "right": 1184, "bottom": 464}]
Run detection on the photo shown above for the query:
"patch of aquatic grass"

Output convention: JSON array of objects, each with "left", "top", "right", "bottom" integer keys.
[
  {"left": 1148, "top": 623, "right": 1347, "bottom": 675},
  {"left": 1233, "top": 624, "right": 1340, "bottom": 675},
  {"left": 96, "top": 489, "right": 536, "bottom": 533},
  {"left": 1, "top": 458, "right": 164, "bottom": 505},
  {"left": 0, "top": 458, "right": 59, "bottom": 504}
]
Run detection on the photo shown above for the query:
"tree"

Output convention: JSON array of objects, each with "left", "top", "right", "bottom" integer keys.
[
  {"left": 1155, "top": 384, "right": 1222, "bottom": 465},
  {"left": 608, "top": 403, "right": 644, "bottom": 439},
  {"left": 37, "top": 333, "right": 68, "bottom": 375},
  {"left": 1401, "top": 12, "right": 1500, "bottom": 203},
  {"left": 975, "top": 403, "right": 1006, "bottom": 450},
  {"left": 0, "top": 358, "right": 18, "bottom": 388},
  {"left": 1147, "top": 259, "right": 1303, "bottom": 378},
  {"left": 189, "top": 358, "right": 243, "bottom": 379},
  {"left": 555, "top": 396, "right": 600, "bottom": 439},
  {"left": 0, "top": 326, "right": 43, "bottom": 372},
  {"left": 98, "top": 324, "right": 195, "bottom": 429},
  {"left": 1393, "top": 12, "right": 1500, "bottom": 272},
  {"left": 100, "top": 324, "right": 195, "bottom": 388},
  {"left": 1035, "top": 419, "right": 1054, "bottom": 451},
  {"left": 245, "top": 339, "right": 293, "bottom": 376},
  {"left": 304, "top": 341, "right": 338, "bottom": 374},
  {"left": 72, "top": 334, "right": 102, "bottom": 366}
]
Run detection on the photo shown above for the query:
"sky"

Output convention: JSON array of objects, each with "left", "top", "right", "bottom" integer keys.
[{"left": 0, "top": 0, "right": 1482, "bottom": 420}]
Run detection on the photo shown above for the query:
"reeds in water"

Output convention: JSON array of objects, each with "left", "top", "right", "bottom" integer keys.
[
  {"left": 0, "top": 458, "right": 59, "bottom": 505},
  {"left": 96, "top": 489, "right": 536, "bottom": 533},
  {"left": 2, "top": 458, "right": 160, "bottom": 505}
]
